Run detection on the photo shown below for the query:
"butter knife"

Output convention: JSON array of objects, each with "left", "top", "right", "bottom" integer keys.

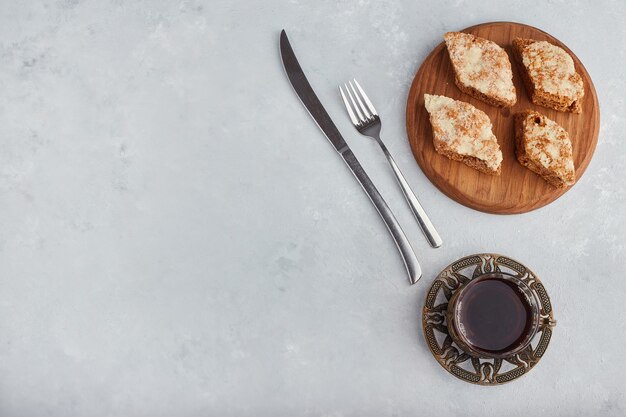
[{"left": 279, "top": 30, "right": 421, "bottom": 284}]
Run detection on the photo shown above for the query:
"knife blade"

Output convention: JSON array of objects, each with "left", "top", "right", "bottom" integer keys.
[{"left": 279, "top": 30, "right": 421, "bottom": 284}]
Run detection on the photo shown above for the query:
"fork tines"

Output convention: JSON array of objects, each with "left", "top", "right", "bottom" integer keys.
[{"left": 339, "top": 79, "right": 378, "bottom": 126}]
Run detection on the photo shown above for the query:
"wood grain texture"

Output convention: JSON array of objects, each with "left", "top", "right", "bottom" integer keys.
[{"left": 406, "top": 22, "right": 600, "bottom": 214}]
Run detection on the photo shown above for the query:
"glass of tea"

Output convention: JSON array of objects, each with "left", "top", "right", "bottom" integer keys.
[{"left": 446, "top": 272, "right": 553, "bottom": 359}]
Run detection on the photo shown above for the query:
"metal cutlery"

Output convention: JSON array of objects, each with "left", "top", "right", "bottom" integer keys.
[
  {"left": 340, "top": 80, "right": 443, "bottom": 248},
  {"left": 279, "top": 30, "right": 422, "bottom": 284}
]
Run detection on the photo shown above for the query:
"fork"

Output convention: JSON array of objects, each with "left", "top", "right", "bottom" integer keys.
[{"left": 340, "top": 79, "right": 442, "bottom": 248}]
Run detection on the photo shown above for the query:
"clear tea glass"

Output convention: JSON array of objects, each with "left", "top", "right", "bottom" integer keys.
[{"left": 446, "top": 272, "right": 555, "bottom": 359}]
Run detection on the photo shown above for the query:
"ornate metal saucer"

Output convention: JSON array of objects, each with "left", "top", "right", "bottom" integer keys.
[{"left": 422, "top": 253, "right": 555, "bottom": 385}]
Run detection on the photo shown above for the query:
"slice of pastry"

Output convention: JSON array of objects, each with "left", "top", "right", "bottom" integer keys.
[
  {"left": 515, "top": 110, "right": 575, "bottom": 188},
  {"left": 424, "top": 94, "right": 502, "bottom": 175},
  {"left": 512, "top": 38, "right": 584, "bottom": 113},
  {"left": 444, "top": 32, "right": 516, "bottom": 108}
]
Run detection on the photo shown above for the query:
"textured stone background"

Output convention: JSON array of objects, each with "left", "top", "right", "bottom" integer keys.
[{"left": 0, "top": 0, "right": 624, "bottom": 416}]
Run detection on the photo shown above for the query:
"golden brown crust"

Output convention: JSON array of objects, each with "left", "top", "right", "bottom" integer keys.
[
  {"left": 424, "top": 94, "right": 503, "bottom": 175},
  {"left": 512, "top": 38, "right": 582, "bottom": 113},
  {"left": 434, "top": 137, "right": 501, "bottom": 175},
  {"left": 452, "top": 76, "right": 513, "bottom": 108},
  {"left": 445, "top": 32, "right": 516, "bottom": 108},
  {"left": 514, "top": 110, "right": 573, "bottom": 188}
]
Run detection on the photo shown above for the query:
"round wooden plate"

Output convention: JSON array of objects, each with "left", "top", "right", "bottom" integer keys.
[{"left": 406, "top": 22, "right": 599, "bottom": 214}]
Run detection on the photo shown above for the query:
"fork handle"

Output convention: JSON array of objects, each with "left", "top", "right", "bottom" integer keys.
[
  {"left": 382, "top": 147, "right": 442, "bottom": 248},
  {"left": 340, "top": 149, "right": 422, "bottom": 284}
]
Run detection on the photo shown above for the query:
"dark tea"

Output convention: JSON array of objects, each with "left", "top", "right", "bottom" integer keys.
[{"left": 455, "top": 277, "right": 533, "bottom": 354}]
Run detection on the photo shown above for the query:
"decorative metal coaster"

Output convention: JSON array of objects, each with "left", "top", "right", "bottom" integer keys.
[{"left": 422, "top": 253, "right": 555, "bottom": 385}]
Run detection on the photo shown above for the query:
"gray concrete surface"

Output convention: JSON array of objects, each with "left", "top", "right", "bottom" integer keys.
[{"left": 0, "top": 0, "right": 624, "bottom": 415}]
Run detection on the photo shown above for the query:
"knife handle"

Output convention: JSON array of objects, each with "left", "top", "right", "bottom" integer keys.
[{"left": 340, "top": 149, "right": 422, "bottom": 284}]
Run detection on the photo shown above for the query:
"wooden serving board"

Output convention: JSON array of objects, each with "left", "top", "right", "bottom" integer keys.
[{"left": 406, "top": 22, "right": 599, "bottom": 214}]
